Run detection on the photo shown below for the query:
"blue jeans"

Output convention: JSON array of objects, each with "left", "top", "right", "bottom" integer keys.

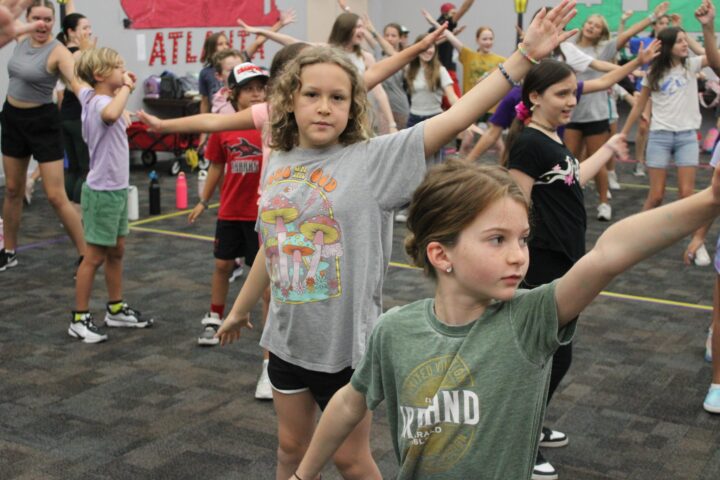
[{"left": 646, "top": 129, "right": 699, "bottom": 169}]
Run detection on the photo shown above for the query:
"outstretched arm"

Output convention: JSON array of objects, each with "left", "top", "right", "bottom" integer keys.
[
  {"left": 422, "top": 8, "right": 464, "bottom": 52},
  {"left": 620, "top": 85, "right": 651, "bottom": 136},
  {"left": 452, "top": 0, "right": 475, "bottom": 23},
  {"left": 583, "top": 39, "right": 659, "bottom": 93},
  {"left": 465, "top": 123, "right": 504, "bottom": 162},
  {"left": 696, "top": 0, "right": 720, "bottom": 73},
  {"left": 237, "top": 17, "right": 302, "bottom": 46},
  {"left": 578, "top": 134, "right": 628, "bottom": 185},
  {"left": 137, "top": 106, "right": 256, "bottom": 134},
  {"left": 556, "top": 163, "right": 720, "bottom": 326},
  {"left": 245, "top": 9, "right": 297, "bottom": 59},
  {"left": 423, "top": 0, "right": 579, "bottom": 157},
  {"left": 363, "top": 25, "right": 446, "bottom": 90},
  {"left": 364, "top": 13, "right": 396, "bottom": 56},
  {"left": 616, "top": 1, "right": 669, "bottom": 49}
]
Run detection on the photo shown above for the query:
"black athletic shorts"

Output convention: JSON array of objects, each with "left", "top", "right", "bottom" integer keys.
[
  {"left": 267, "top": 352, "right": 354, "bottom": 410},
  {"left": 213, "top": 219, "right": 259, "bottom": 263},
  {"left": 564, "top": 119, "right": 610, "bottom": 137},
  {"left": 1, "top": 100, "right": 64, "bottom": 162}
]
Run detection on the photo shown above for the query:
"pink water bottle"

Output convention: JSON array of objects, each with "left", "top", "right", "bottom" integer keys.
[{"left": 175, "top": 172, "right": 188, "bottom": 209}]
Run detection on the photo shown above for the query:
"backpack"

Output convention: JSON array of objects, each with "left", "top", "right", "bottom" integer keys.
[
  {"left": 178, "top": 74, "right": 199, "bottom": 96},
  {"left": 160, "top": 71, "right": 184, "bottom": 99},
  {"left": 143, "top": 75, "right": 161, "bottom": 98}
]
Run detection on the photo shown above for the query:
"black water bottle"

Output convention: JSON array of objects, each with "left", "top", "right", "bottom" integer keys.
[{"left": 149, "top": 171, "right": 161, "bottom": 215}]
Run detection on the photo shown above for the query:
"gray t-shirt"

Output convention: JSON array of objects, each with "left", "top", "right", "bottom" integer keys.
[
  {"left": 570, "top": 39, "right": 618, "bottom": 123},
  {"left": 258, "top": 125, "right": 429, "bottom": 372},
  {"left": 410, "top": 66, "right": 453, "bottom": 116},
  {"left": 383, "top": 63, "right": 410, "bottom": 118},
  {"left": 351, "top": 281, "right": 576, "bottom": 479}
]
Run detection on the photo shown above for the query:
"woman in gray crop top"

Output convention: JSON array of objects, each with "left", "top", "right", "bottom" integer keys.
[{"left": 0, "top": 0, "right": 86, "bottom": 271}]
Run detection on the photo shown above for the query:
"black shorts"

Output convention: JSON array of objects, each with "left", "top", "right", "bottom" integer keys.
[
  {"left": 267, "top": 352, "right": 354, "bottom": 410},
  {"left": 213, "top": 219, "right": 259, "bottom": 263},
  {"left": 564, "top": 119, "right": 610, "bottom": 137},
  {"left": 1, "top": 100, "right": 64, "bottom": 162}
]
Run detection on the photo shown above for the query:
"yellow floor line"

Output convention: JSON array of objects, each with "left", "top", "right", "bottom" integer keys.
[
  {"left": 132, "top": 228, "right": 714, "bottom": 313},
  {"left": 128, "top": 203, "right": 219, "bottom": 227},
  {"left": 130, "top": 226, "right": 214, "bottom": 241}
]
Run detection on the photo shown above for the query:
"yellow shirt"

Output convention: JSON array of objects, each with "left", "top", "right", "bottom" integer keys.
[{"left": 459, "top": 47, "right": 505, "bottom": 94}]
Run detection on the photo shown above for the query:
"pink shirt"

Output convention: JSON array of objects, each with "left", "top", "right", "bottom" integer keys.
[
  {"left": 211, "top": 87, "right": 235, "bottom": 115},
  {"left": 251, "top": 102, "right": 272, "bottom": 195}
]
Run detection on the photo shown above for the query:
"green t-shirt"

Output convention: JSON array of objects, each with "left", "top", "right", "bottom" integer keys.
[
  {"left": 458, "top": 47, "right": 505, "bottom": 95},
  {"left": 351, "top": 281, "right": 575, "bottom": 480}
]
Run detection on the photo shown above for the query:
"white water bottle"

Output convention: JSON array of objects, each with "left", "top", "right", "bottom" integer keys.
[
  {"left": 197, "top": 170, "right": 208, "bottom": 200},
  {"left": 127, "top": 186, "right": 139, "bottom": 221},
  {"left": 0, "top": 216, "right": 4, "bottom": 251}
]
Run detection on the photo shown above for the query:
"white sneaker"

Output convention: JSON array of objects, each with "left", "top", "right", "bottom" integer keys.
[
  {"left": 104, "top": 303, "right": 153, "bottom": 328},
  {"left": 633, "top": 162, "right": 646, "bottom": 177},
  {"left": 607, "top": 170, "right": 621, "bottom": 190},
  {"left": 693, "top": 244, "right": 711, "bottom": 267},
  {"left": 255, "top": 359, "right": 273, "bottom": 400},
  {"left": 68, "top": 313, "right": 108, "bottom": 344},
  {"left": 597, "top": 202, "right": 612, "bottom": 221},
  {"left": 229, "top": 265, "right": 244, "bottom": 283},
  {"left": 394, "top": 209, "right": 408, "bottom": 223},
  {"left": 24, "top": 178, "right": 34, "bottom": 205},
  {"left": 198, "top": 312, "right": 222, "bottom": 346},
  {"left": 706, "top": 327, "right": 713, "bottom": 363}
]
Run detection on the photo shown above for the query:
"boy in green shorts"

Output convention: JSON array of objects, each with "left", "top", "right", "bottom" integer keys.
[{"left": 68, "top": 47, "right": 151, "bottom": 343}]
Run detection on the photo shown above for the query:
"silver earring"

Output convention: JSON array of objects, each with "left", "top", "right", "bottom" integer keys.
[
  {"left": 531, "top": 104, "right": 537, "bottom": 111},
  {"left": 446, "top": 266, "right": 453, "bottom": 273}
]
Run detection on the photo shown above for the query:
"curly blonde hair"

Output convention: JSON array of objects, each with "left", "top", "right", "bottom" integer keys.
[
  {"left": 75, "top": 47, "right": 123, "bottom": 87},
  {"left": 268, "top": 45, "right": 371, "bottom": 151}
]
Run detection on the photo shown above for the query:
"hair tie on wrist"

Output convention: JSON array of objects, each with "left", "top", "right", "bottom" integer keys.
[
  {"left": 498, "top": 63, "right": 520, "bottom": 88},
  {"left": 293, "top": 473, "right": 303, "bottom": 480},
  {"left": 518, "top": 43, "right": 539, "bottom": 65}
]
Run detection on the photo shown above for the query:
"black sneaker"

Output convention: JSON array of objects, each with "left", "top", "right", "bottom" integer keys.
[
  {"left": 532, "top": 451, "right": 558, "bottom": 480},
  {"left": 539, "top": 427, "right": 568, "bottom": 448},
  {"left": 0, "top": 249, "right": 18, "bottom": 272}
]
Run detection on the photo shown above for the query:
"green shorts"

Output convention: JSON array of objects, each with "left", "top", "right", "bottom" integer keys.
[{"left": 81, "top": 183, "right": 129, "bottom": 247}]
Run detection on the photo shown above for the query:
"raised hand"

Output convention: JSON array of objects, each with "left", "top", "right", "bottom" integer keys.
[
  {"left": 654, "top": 1, "right": 670, "bottom": 18},
  {"left": 78, "top": 31, "right": 97, "bottom": 51},
  {"left": 621, "top": 10, "right": 633, "bottom": 23},
  {"left": 637, "top": 38, "right": 661, "bottom": 64},
  {"left": 237, "top": 17, "right": 262, "bottom": 35},
  {"left": 279, "top": 8, "right": 296, "bottom": 27},
  {"left": 419, "top": 22, "right": 448, "bottom": 47},
  {"left": 0, "top": 0, "right": 43, "bottom": 48},
  {"left": 522, "top": 0, "right": 578, "bottom": 61},
  {"left": 696, "top": 0, "right": 716, "bottom": 26}
]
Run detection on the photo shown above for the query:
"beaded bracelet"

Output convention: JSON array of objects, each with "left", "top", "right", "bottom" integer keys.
[
  {"left": 497, "top": 63, "right": 520, "bottom": 88},
  {"left": 518, "top": 43, "right": 539, "bottom": 65}
]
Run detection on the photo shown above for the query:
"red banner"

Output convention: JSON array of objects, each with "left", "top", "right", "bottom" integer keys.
[{"left": 121, "top": 0, "right": 280, "bottom": 29}]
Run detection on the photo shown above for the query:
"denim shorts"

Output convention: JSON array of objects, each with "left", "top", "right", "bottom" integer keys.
[{"left": 646, "top": 130, "right": 699, "bottom": 169}]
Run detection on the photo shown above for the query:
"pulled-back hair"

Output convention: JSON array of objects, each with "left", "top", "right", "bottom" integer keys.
[
  {"left": 405, "top": 34, "right": 441, "bottom": 95},
  {"left": 27, "top": 0, "right": 54, "bottom": 16},
  {"left": 75, "top": 47, "right": 122, "bottom": 87},
  {"left": 576, "top": 14, "right": 610, "bottom": 46},
  {"left": 268, "top": 45, "right": 371, "bottom": 151},
  {"left": 405, "top": 160, "right": 530, "bottom": 279},
  {"left": 56, "top": 12, "right": 86, "bottom": 45},
  {"left": 647, "top": 27, "right": 686, "bottom": 91},
  {"left": 201, "top": 32, "right": 228, "bottom": 66},
  {"left": 500, "top": 59, "right": 575, "bottom": 166},
  {"left": 212, "top": 49, "right": 243, "bottom": 75},
  {"left": 328, "top": 12, "right": 361, "bottom": 55}
]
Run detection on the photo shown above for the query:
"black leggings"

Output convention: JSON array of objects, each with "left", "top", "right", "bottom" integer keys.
[{"left": 522, "top": 247, "right": 575, "bottom": 405}]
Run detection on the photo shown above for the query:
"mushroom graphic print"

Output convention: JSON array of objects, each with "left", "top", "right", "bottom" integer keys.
[{"left": 259, "top": 167, "right": 344, "bottom": 304}]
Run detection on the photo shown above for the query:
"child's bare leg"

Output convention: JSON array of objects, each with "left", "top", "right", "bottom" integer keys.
[
  {"left": 211, "top": 258, "right": 235, "bottom": 308},
  {"left": 104, "top": 237, "right": 125, "bottom": 301},
  {"left": 274, "top": 390, "right": 319, "bottom": 480},
  {"left": 75, "top": 244, "right": 107, "bottom": 310}
]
